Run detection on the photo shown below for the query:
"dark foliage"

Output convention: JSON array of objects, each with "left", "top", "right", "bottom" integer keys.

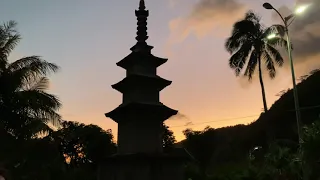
[
  {"left": 181, "top": 69, "right": 320, "bottom": 178},
  {"left": 0, "top": 121, "right": 117, "bottom": 180},
  {"left": 162, "top": 123, "right": 176, "bottom": 151},
  {"left": 0, "top": 21, "right": 61, "bottom": 140},
  {"left": 52, "top": 121, "right": 117, "bottom": 166}
]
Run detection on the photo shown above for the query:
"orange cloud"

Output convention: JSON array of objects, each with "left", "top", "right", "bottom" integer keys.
[{"left": 168, "top": 0, "right": 247, "bottom": 43}]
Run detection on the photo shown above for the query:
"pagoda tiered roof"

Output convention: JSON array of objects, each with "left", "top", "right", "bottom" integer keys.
[
  {"left": 105, "top": 0, "right": 178, "bottom": 124},
  {"left": 105, "top": 102, "right": 178, "bottom": 123},
  {"left": 116, "top": 51, "right": 168, "bottom": 69},
  {"left": 111, "top": 74, "right": 171, "bottom": 93}
]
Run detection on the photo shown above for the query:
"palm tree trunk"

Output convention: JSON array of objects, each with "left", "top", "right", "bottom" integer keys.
[{"left": 258, "top": 58, "right": 268, "bottom": 112}]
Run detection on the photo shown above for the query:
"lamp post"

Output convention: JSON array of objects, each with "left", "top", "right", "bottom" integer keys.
[{"left": 263, "top": 2, "right": 310, "bottom": 145}]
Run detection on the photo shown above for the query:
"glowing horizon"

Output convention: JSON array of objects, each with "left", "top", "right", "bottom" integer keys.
[{"left": 2, "top": 0, "right": 319, "bottom": 142}]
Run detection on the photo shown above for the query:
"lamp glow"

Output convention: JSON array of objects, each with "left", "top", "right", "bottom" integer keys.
[
  {"left": 267, "top": 33, "right": 276, "bottom": 39},
  {"left": 295, "top": 4, "right": 310, "bottom": 14}
]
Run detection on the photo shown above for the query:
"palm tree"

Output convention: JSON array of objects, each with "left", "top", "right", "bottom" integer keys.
[
  {"left": 225, "top": 11, "right": 286, "bottom": 112},
  {"left": 0, "top": 21, "right": 61, "bottom": 139}
]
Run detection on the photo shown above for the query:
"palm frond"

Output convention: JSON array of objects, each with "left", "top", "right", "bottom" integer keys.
[
  {"left": 0, "top": 21, "right": 20, "bottom": 54},
  {"left": 0, "top": 57, "right": 6, "bottom": 72},
  {"left": 8, "top": 56, "right": 59, "bottom": 73},
  {"left": 263, "top": 50, "right": 276, "bottom": 79},
  {"left": 245, "top": 11, "right": 261, "bottom": 23},
  {"left": 229, "top": 42, "right": 253, "bottom": 76},
  {"left": 32, "top": 127, "right": 53, "bottom": 139},
  {"left": 267, "top": 37, "right": 289, "bottom": 51},
  {"left": 1, "top": 67, "right": 30, "bottom": 92},
  {"left": 19, "top": 117, "right": 53, "bottom": 139},
  {"left": 266, "top": 44, "right": 284, "bottom": 67},
  {"left": 1, "top": 21, "right": 18, "bottom": 33},
  {"left": 262, "top": 24, "right": 285, "bottom": 39},
  {"left": 271, "top": 24, "right": 286, "bottom": 37},
  {"left": 244, "top": 11, "right": 262, "bottom": 34},
  {"left": 25, "top": 108, "right": 61, "bottom": 128},
  {"left": 5, "top": 56, "right": 59, "bottom": 90},
  {"left": 233, "top": 19, "right": 257, "bottom": 36},
  {"left": 0, "top": 21, "right": 18, "bottom": 40},
  {"left": 0, "top": 34, "right": 21, "bottom": 58},
  {"left": 14, "top": 89, "right": 61, "bottom": 110},
  {"left": 225, "top": 26, "right": 252, "bottom": 54},
  {"left": 225, "top": 36, "right": 243, "bottom": 54},
  {"left": 28, "top": 77, "right": 50, "bottom": 91},
  {"left": 0, "top": 21, "right": 62, "bottom": 139},
  {"left": 244, "top": 49, "right": 258, "bottom": 80},
  {"left": 226, "top": 12, "right": 263, "bottom": 54},
  {"left": 12, "top": 89, "right": 62, "bottom": 127}
]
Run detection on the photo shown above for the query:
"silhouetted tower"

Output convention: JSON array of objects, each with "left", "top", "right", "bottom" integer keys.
[
  {"left": 105, "top": 0, "right": 177, "bottom": 154},
  {"left": 100, "top": 1, "right": 191, "bottom": 180}
]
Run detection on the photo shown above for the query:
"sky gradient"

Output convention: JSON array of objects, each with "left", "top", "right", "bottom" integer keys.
[{"left": 1, "top": 0, "right": 318, "bottom": 141}]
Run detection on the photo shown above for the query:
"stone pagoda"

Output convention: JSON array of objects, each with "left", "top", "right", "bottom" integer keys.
[{"left": 100, "top": 0, "right": 190, "bottom": 180}]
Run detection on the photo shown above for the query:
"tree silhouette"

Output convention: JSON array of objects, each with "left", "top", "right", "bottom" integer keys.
[
  {"left": 225, "top": 11, "right": 286, "bottom": 112},
  {"left": 302, "top": 120, "right": 320, "bottom": 179},
  {"left": 182, "top": 127, "right": 216, "bottom": 177},
  {"left": 0, "top": 21, "right": 61, "bottom": 139},
  {"left": 52, "top": 121, "right": 117, "bottom": 167},
  {"left": 162, "top": 124, "right": 176, "bottom": 152},
  {"left": 49, "top": 121, "right": 117, "bottom": 180}
]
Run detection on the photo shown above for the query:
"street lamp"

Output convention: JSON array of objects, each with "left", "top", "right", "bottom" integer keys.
[
  {"left": 263, "top": 2, "right": 310, "bottom": 145},
  {"left": 267, "top": 33, "right": 277, "bottom": 40}
]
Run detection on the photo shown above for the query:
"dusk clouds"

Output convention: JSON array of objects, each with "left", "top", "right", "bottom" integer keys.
[
  {"left": 290, "top": 0, "right": 320, "bottom": 62},
  {"left": 168, "top": 0, "right": 320, "bottom": 71},
  {"left": 168, "top": 0, "right": 246, "bottom": 43},
  {"left": 271, "top": 0, "right": 320, "bottom": 69}
]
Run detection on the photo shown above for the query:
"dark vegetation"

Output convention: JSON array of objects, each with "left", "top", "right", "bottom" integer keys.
[
  {"left": 182, "top": 68, "right": 320, "bottom": 179},
  {"left": 0, "top": 121, "right": 175, "bottom": 180}
]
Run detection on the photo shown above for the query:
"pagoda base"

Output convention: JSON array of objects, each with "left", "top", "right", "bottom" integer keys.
[{"left": 99, "top": 149, "right": 191, "bottom": 180}]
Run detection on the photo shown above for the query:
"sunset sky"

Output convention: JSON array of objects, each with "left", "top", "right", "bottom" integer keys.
[{"left": 1, "top": 0, "right": 319, "bottom": 141}]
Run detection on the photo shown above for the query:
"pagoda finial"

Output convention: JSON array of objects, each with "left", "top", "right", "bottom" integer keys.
[
  {"left": 139, "top": 0, "right": 146, "bottom": 10},
  {"left": 131, "top": 0, "right": 150, "bottom": 52}
]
